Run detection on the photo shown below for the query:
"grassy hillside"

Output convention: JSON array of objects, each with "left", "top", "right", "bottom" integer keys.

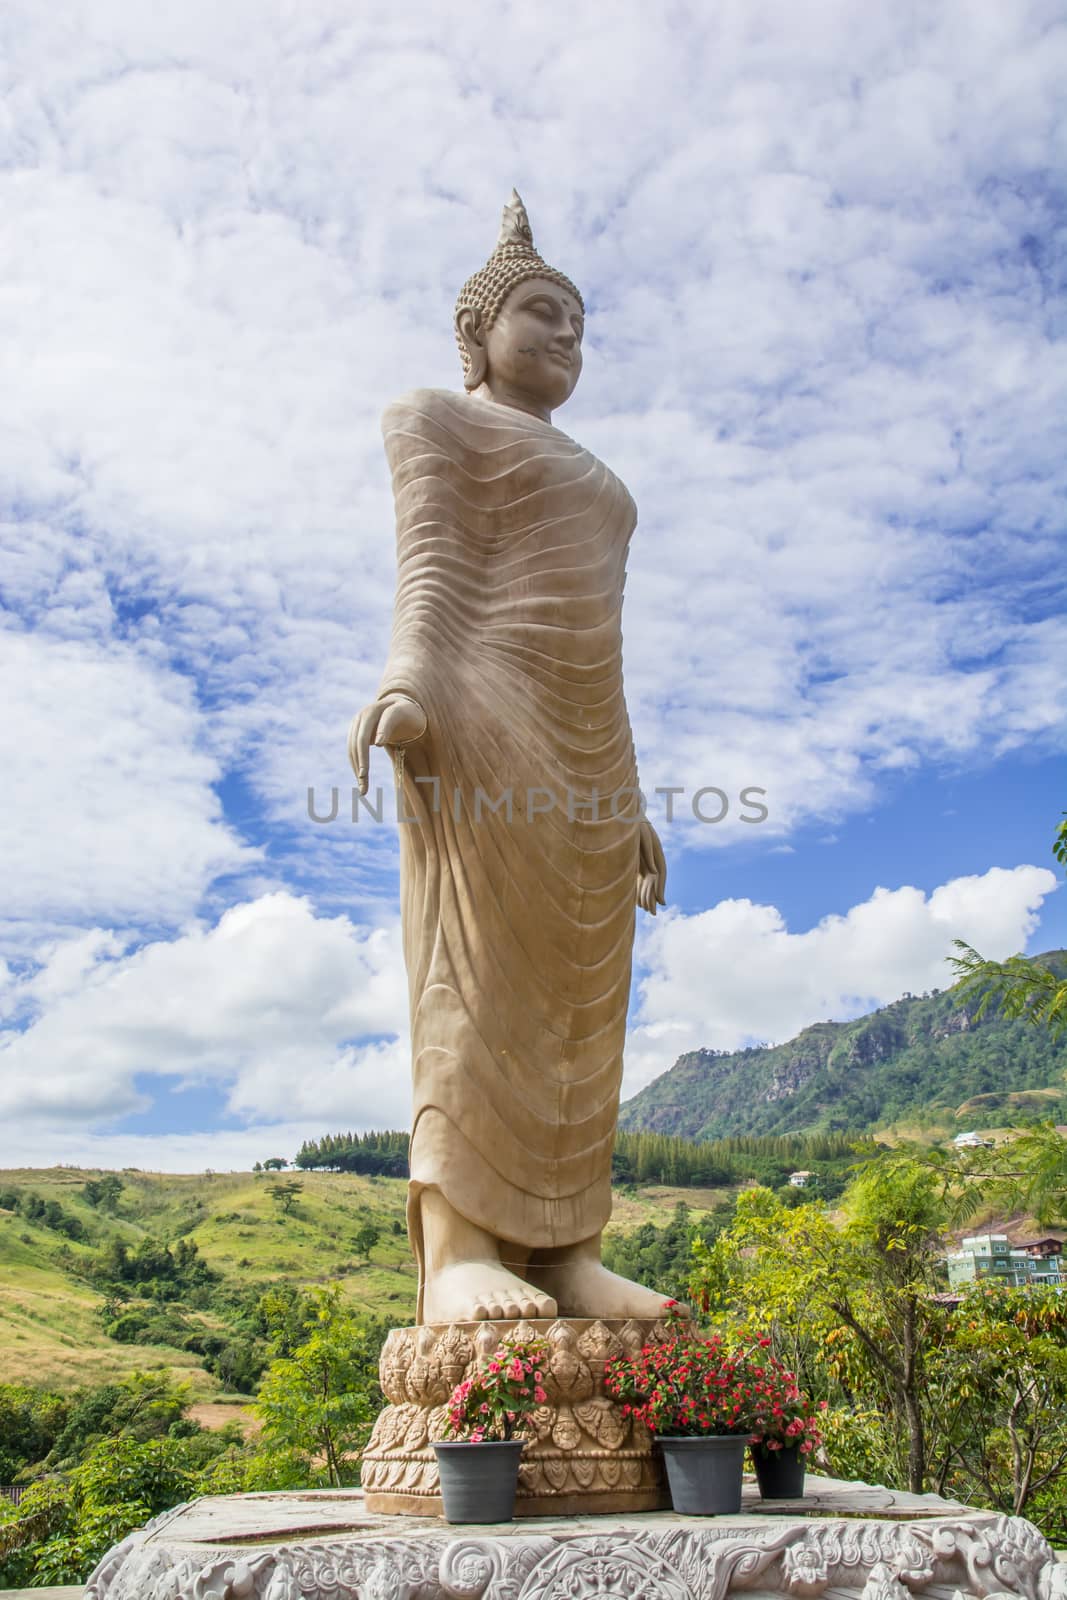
[
  {"left": 619, "top": 958, "right": 1067, "bottom": 1142},
  {"left": 0, "top": 1167, "right": 722, "bottom": 1397},
  {"left": 0, "top": 1168, "right": 412, "bottom": 1395}
]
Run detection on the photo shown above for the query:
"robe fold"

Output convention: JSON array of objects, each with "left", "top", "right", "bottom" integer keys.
[{"left": 378, "top": 388, "right": 641, "bottom": 1316}]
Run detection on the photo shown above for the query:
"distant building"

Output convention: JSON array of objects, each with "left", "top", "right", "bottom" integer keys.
[
  {"left": 788, "top": 1171, "right": 813, "bottom": 1188},
  {"left": 945, "top": 1233, "right": 1064, "bottom": 1290},
  {"left": 952, "top": 1131, "right": 990, "bottom": 1150},
  {"left": 1016, "top": 1236, "right": 1063, "bottom": 1259}
]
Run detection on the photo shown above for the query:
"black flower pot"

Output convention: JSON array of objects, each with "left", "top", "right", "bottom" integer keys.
[
  {"left": 751, "top": 1441, "right": 806, "bottom": 1499},
  {"left": 658, "top": 1434, "right": 748, "bottom": 1515},
  {"left": 432, "top": 1439, "right": 525, "bottom": 1524}
]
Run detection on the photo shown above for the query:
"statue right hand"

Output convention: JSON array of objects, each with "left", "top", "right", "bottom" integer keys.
[{"left": 348, "top": 695, "right": 427, "bottom": 794}]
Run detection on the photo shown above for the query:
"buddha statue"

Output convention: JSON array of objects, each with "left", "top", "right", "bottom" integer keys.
[{"left": 349, "top": 192, "right": 668, "bottom": 1326}]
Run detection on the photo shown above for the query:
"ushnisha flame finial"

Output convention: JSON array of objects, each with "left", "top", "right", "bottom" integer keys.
[
  {"left": 454, "top": 189, "right": 584, "bottom": 382},
  {"left": 497, "top": 188, "right": 534, "bottom": 249}
]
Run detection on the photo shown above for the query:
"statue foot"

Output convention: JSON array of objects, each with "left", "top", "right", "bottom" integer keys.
[
  {"left": 422, "top": 1261, "right": 558, "bottom": 1324},
  {"left": 527, "top": 1236, "right": 683, "bottom": 1321}
]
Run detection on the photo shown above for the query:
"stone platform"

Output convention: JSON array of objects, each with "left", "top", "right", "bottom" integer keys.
[{"left": 82, "top": 1476, "right": 1064, "bottom": 1599}]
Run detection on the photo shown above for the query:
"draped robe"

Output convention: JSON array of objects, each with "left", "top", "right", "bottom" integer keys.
[{"left": 377, "top": 389, "right": 641, "bottom": 1316}]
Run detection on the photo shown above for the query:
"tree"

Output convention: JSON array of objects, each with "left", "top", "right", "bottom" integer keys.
[
  {"left": 950, "top": 944, "right": 1067, "bottom": 1036},
  {"left": 256, "top": 1283, "right": 313, "bottom": 1359},
  {"left": 0, "top": 1378, "right": 251, "bottom": 1588},
  {"left": 0, "top": 1385, "right": 68, "bottom": 1483},
  {"left": 839, "top": 1161, "right": 952, "bottom": 1492},
  {"left": 252, "top": 1161, "right": 263, "bottom": 1174},
  {"left": 948, "top": 812, "right": 1067, "bottom": 1036},
  {"left": 937, "top": 1285, "right": 1067, "bottom": 1531},
  {"left": 689, "top": 1158, "right": 952, "bottom": 1493},
  {"left": 83, "top": 1175, "right": 124, "bottom": 1212},
  {"left": 47, "top": 1371, "right": 192, "bottom": 1468},
  {"left": 262, "top": 1157, "right": 288, "bottom": 1171},
  {"left": 295, "top": 1130, "right": 410, "bottom": 1176},
  {"left": 266, "top": 1180, "right": 303, "bottom": 1216},
  {"left": 36, "top": 1435, "right": 195, "bottom": 1584},
  {"left": 253, "top": 1287, "right": 382, "bottom": 1487},
  {"left": 353, "top": 1223, "right": 380, "bottom": 1263}
]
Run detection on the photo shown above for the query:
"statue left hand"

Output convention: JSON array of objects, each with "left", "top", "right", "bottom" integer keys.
[
  {"left": 347, "top": 694, "right": 427, "bottom": 794},
  {"left": 637, "top": 816, "right": 667, "bottom": 915}
]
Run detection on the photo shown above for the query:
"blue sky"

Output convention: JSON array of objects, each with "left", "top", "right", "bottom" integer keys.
[{"left": 0, "top": 0, "right": 1064, "bottom": 1168}]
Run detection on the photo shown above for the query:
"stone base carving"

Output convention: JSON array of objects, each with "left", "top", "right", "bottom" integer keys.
[
  {"left": 82, "top": 1482, "right": 1064, "bottom": 1599},
  {"left": 362, "top": 1317, "right": 671, "bottom": 1517}
]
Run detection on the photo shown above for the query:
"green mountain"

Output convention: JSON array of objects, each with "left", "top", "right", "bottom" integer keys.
[{"left": 619, "top": 956, "right": 1067, "bottom": 1141}]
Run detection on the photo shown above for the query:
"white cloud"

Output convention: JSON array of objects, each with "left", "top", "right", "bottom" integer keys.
[
  {"left": 0, "top": 627, "right": 256, "bottom": 943},
  {"left": 0, "top": 894, "right": 411, "bottom": 1149},
  {"left": 623, "top": 863, "right": 1060, "bottom": 1096}
]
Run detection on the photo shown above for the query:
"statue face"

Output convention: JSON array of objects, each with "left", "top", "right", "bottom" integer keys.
[{"left": 483, "top": 276, "right": 584, "bottom": 411}]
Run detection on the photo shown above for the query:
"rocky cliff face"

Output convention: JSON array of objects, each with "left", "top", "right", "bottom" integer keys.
[
  {"left": 762, "top": 1025, "right": 838, "bottom": 1102},
  {"left": 764, "top": 1054, "right": 820, "bottom": 1101},
  {"left": 933, "top": 1010, "right": 972, "bottom": 1039},
  {"left": 840, "top": 1018, "right": 907, "bottom": 1067}
]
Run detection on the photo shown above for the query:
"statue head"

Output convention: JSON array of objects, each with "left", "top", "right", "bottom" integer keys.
[{"left": 454, "top": 191, "right": 585, "bottom": 418}]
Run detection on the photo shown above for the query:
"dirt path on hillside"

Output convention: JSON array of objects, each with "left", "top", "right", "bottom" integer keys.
[{"left": 188, "top": 1402, "right": 260, "bottom": 1434}]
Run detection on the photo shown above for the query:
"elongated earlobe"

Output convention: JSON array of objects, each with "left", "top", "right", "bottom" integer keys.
[{"left": 456, "top": 307, "right": 488, "bottom": 390}]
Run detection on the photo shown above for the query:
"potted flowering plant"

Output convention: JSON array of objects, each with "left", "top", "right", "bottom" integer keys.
[
  {"left": 747, "top": 1344, "right": 825, "bottom": 1499},
  {"left": 433, "top": 1334, "right": 549, "bottom": 1523},
  {"left": 604, "top": 1314, "right": 762, "bottom": 1514}
]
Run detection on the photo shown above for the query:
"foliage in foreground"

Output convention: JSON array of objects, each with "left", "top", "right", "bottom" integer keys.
[
  {"left": 254, "top": 1286, "right": 386, "bottom": 1487},
  {"left": 0, "top": 1289, "right": 393, "bottom": 1586},
  {"left": 909, "top": 1122, "right": 1067, "bottom": 1233},
  {"left": 685, "top": 1153, "right": 1067, "bottom": 1542},
  {"left": 0, "top": 1434, "right": 203, "bottom": 1588},
  {"left": 948, "top": 812, "right": 1067, "bottom": 1039},
  {"left": 950, "top": 943, "right": 1067, "bottom": 1038}
]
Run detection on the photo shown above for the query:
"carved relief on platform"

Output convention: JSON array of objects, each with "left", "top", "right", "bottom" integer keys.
[
  {"left": 515, "top": 1535, "right": 697, "bottom": 1599},
  {"left": 83, "top": 1511, "right": 1063, "bottom": 1600},
  {"left": 361, "top": 1317, "right": 668, "bottom": 1510}
]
